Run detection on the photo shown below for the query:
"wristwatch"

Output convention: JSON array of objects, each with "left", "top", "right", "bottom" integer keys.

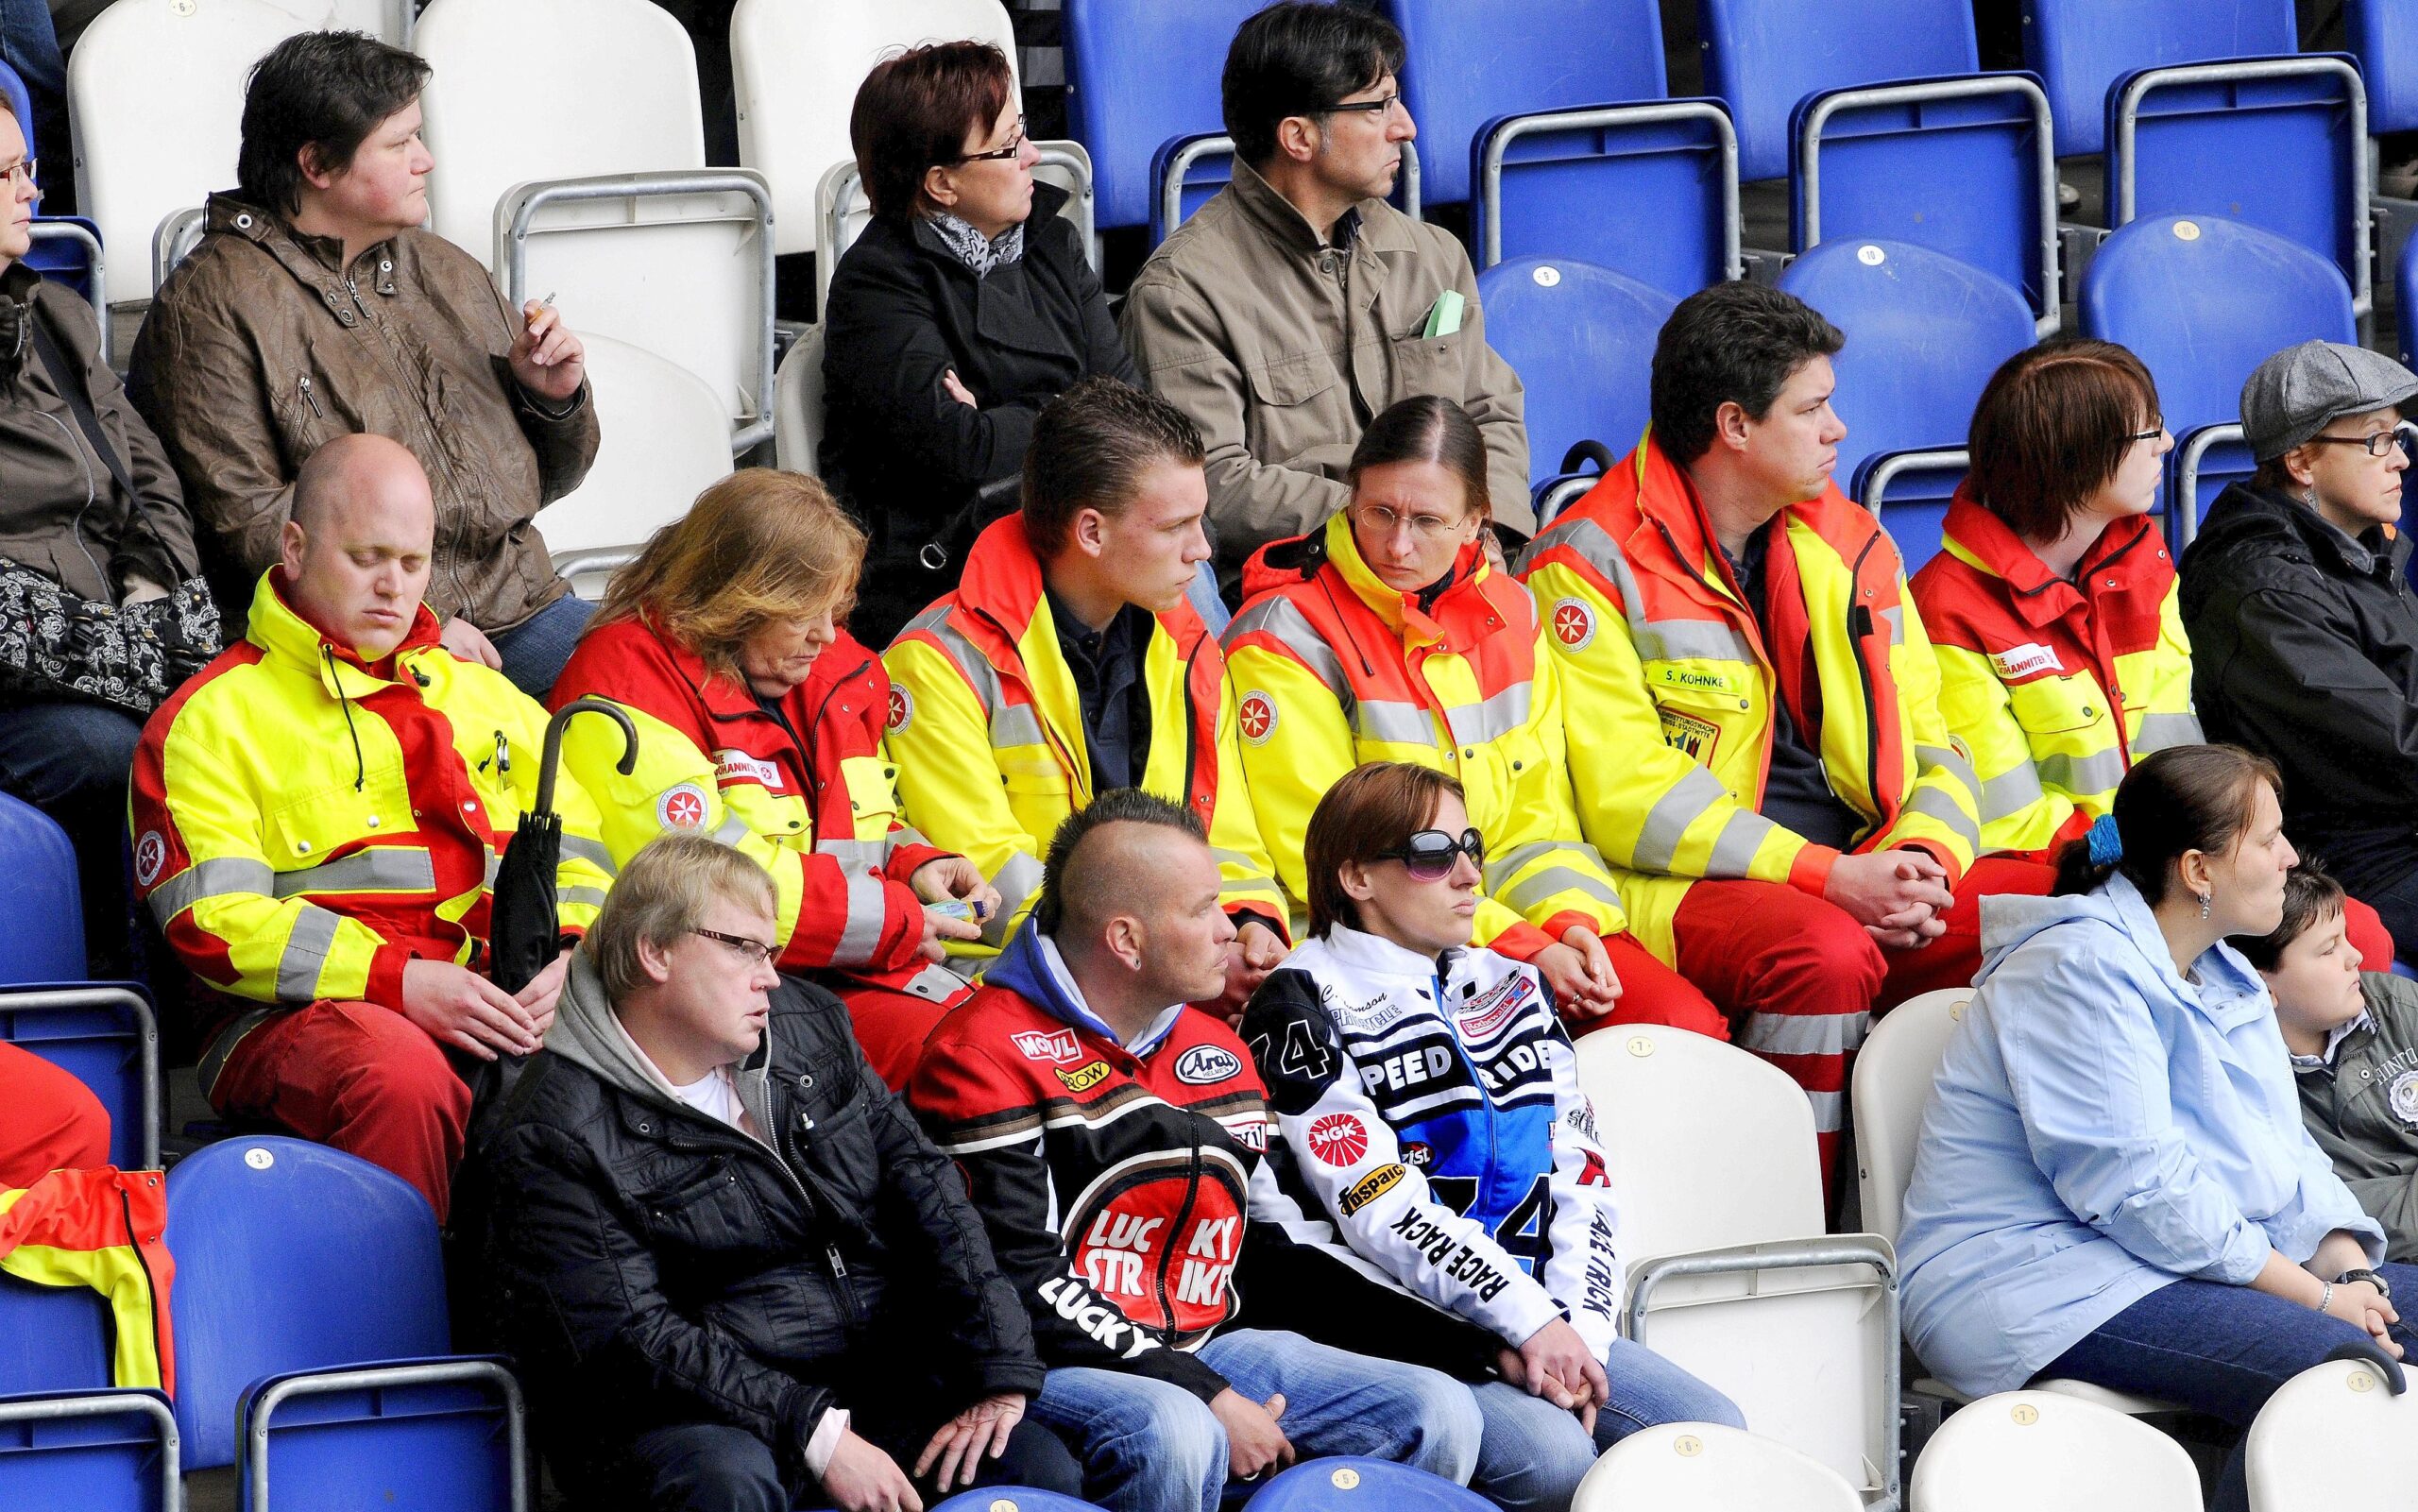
[{"left": 2338, "top": 1266, "right": 2393, "bottom": 1300}]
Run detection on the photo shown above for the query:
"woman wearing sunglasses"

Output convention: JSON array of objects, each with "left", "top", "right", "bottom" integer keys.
[
  {"left": 1224, "top": 395, "right": 1724, "bottom": 1032},
  {"left": 821, "top": 41, "right": 1138, "bottom": 648},
  {"left": 1238, "top": 762, "right": 1742, "bottom": 1512}
]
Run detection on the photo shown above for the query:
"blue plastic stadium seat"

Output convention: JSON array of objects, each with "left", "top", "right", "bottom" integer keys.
[
  {"left": 0, "top": 793, "right": 85, "bottom": 985},
  {"left": 166, "top": 1137, "right": 523, "bottom": 1508},
  {"left": 1473, "top": 100, "right": 1739, "bottom": 297},
  {"left": 0, "top": 1275, "right": 177, "bottom": 1512},
  {"left": 1240, "top": 1457, "right": 1494, "bottom": 1511},
  {"left": 1699, "top": 0, "right": 1979, "bottom": 183},
  {"left": 1388, "top": 0, "right": 1665, "bottom": 206},
  {"left": 1789, "top": 70, "right": 2056, "bottom": 322},
  {"left": 1476, "top": 257, "right": 1674, "bottom": 516},
  {"left": 0, "top": 985, "right": 160, "bottom": 1170},
  {"left": 929, "top": 1488, "right": 1106, "bottom": 1512},
  {"left": 1066, "top": 0, "right": 1265, "bottom": 230},
  {"left": 2104, "top": 55, "right": 2368, "bottom": 314},
  {"left": 1778, "top": 239, "right": 2035, "bottom": 574},
  {"left": 2349, "top": 0, "right": 2418, "bottom": 134},
  {"left": 2081, "top": 214, "right": 2357, "bottom": 543},
  {"left": 2399, "top": 227, "right": 2418, "bottom": 369},
  {"left": 2022, "top": 0, "right": 2297, "bottom": 155},
  {"left": 0, "top": 59, "right": 27, "bottom": 150}
]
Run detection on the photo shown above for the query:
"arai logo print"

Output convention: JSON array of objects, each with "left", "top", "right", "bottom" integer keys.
[
  {"left": 1305, "top": 1113, "right": 1370, "bottom": 1166},
  {"left": 657, "top": 782, "right": 710, "bottom": 831},
  {"left": 1174, "top": 1045, "right": 1242, "bottom": 1085},
  {"left": 133, "top": 830, "right": 168, "bottom": 888},
  {"left": 2390, "top": 1068, "right": 2418, "bottom": 1130},
  {"left": 1550, "top": 598, "right": 1594, "bottom": 651}
]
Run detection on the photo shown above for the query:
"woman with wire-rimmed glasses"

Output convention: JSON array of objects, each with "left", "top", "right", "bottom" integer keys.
[
  {"left": 821, "top": 40, "right": 1139, "bottom": 650},
  {"left": 1222, "top": 395, "right": 1728, "bottom": 1035},
  {"left": 2182, "top": 338, "right": 2418, "bottom": 968}
]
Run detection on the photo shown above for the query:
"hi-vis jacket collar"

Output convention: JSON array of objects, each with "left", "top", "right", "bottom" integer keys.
[
  {"left": 246, "top": 568, "right": 443, "bottom": 698},
  {"left": 1321, "top": 510, "right": 1496, "bottom": 651},
  {"left": 1936, "top": 490, "right": 2159, "bottom": 631}
]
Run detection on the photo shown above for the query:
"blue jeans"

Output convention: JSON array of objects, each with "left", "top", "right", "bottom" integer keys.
[
  {"left": 2040, "top": 1260, "right": 2418, "bottom": 1512},
  {"left": 0, "top": 699, "right": 143, "bottom": 975},
  {"left": 1185, "top": 559, "right": 1232, "bottom": 636},
  {"left": 488, "top": 593, "right": 595, "bottom": 702},
  {"left": 1027, "top": 1328, "right": 1481, "bottom": 1512},
  {"left": 1468, "top": 1339, "right": 1746, "bottom": 1512}
]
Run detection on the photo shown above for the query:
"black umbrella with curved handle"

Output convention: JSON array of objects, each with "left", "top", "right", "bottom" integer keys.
[{"left": 488, "top": 697, "right": 638, "bottom": 994}]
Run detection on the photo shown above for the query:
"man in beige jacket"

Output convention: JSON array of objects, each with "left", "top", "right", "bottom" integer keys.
[{"left": 1119, "top": 1, "right": 1530, "bottom": 586}]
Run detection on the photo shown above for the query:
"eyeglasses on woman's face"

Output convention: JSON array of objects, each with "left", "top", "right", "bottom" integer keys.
[
  {"left": 2304, "top": 423, "right": 2417, "bottom": 459},
  {"left": 1374, "top": 827, "right": 1486, "bottom": 882},
  {"left": 953, "top": 116, "right": 1029, "bottom": 164}
]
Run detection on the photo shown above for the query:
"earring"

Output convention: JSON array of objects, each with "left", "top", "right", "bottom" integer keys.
[{"left": 2198, "top": 892, "right": 2212, "bottom": 921}]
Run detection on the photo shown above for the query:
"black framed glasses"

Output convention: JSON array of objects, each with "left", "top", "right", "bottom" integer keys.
[
  {"left": 1376, "top": 827, "right": 1486, "bottom": 881},
  {"left": 692, "top": 927, "right": 777, "bottom": 966},
  {"left": 1319, "top": 93, "right": 1403, "bottom": 121},
  {"left": 952, "top": 117, "right": 1029, "bottom": 163},
  {"left": 2304, "top": 425, "right": 2414, "bottom": 459}
]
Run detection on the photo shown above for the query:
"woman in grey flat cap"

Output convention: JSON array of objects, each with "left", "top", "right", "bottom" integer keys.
[{"left": 2179, "top": 339, "right": 2418, "bottom": 966}]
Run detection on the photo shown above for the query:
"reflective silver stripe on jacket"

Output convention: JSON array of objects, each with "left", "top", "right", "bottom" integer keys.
[
  {"left": 816, "top": 836, "right": 891, "bottom": 874},
  {"left": 1442, "top": 683, "right": 1533, "bottom": 746},
  {"left": 1741, "top": 1008, "right": 1871, "bottom": 1058},
  {"left": 986, "top": 852, "right": 1047, "bottom": 945},
  {"left": 1631, "top": 765, "right": 1734, "bottom": 873},
  {"left": 1902, "top": 785, "right": 1982, "bottom": 852},
  {"left": 1527, "top": 515, "right": 1756, "bottom": 665},
  {"left": 831, "top": 873, "right": 890, "bottom": 967},
  {"left": 1355, "top": 699, "right": 1436, "bottom": 746},
  {"left": 147, "top": 856, "right": 276, "bottom": 926},
  {"left": 907, "top": 605, "right": 1039, "bottom": 752},
  {"left": 276, "top": 905, "right": 346, "bottom": 1000},
  {"left": 1496, "top": 864, "right": 1623, "bottom": 916},
  {"left": 270, "top": 846, "right": 434, "bottom": 899},
  {"left": 1225, "top": 595, "right": 1354, "bottom": 708},
  {"left": 2037, "top": 746, "right": 2128, "bottom": 798},
  {"left": 2129, "top": 711, "right": 2204, "bottom": 754},
  {"left": 1979, "top": 763, "right": 2048, "bottom": 824},
  {"left": 561, "top": 835, "right": 619, "bottom": 876},
  {"left": 1915, "top": 743, "right": 1981, "bottom": 801}
]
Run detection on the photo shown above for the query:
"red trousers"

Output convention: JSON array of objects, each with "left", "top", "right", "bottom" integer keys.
[
  {"left": 1568, "top": 930, "right": 1730, "bottom": 1040},
  {"left": 209, "top": 1001, "right": 472, "bottom": 1222},
  {"left": 0, "top": 1041, "right": 111, "bottom": 1187},
  {"left": 2345, "top": 895, "right": 2396, "bottom": 973},
  {"left": 1661, "top": 857, "right": 2058, "bottom": 1194}
]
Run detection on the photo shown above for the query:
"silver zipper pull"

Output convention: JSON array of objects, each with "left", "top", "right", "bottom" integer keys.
[{"left": 298, "top": 373, "right": 324, "bottom": 418}]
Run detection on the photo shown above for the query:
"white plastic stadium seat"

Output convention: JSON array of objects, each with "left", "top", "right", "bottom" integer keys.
[
  {"left": 2246, "top": 1357, "right": 2418, "bottom": 1511},
  {"left": 257, "top": 0, "right": 410, "bottom": 43},
  {"left": 1572, "top": 1423, "right": 1865, "bottom": 1512},
  {"left": 67, "top": 0, "right": 307, "bottom": 304},
  {"left": 773, "top": 325, "right": 825, "bottom": 476},
  {"left": 533, "top": 333, "right": 732, "bottom": 598},
  {"left": 730, "top": 0, "right": 1018, "bottom": 260},
  {"left": 417, "top": 0, "right": 775, "bottom": 450},
  {"left": 1853, "top": 988, "right": 1968, "bottom": 1249},
  {"left": 1575, "top": 1024, "right": 1900, "bottom": 1504},
  {"left": 1910, "top": 1390, "right": 2203, "bottom": 1511}
]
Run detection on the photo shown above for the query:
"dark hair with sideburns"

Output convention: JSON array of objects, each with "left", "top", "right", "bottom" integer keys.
[
  {"left": 1021, "top": 379, "right": 1206, "bottom": 557},
  {"left": 1222, "top": 1, "right": 1405, "bottom": 166},
  {"left": 1649, "top": 281, "right": 1845, "bottom": 466}
]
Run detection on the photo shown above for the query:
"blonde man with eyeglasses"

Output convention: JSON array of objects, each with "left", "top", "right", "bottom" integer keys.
[
  {"left": 468, "top": 833, "right": 1082, "bottom": 1512},
  {"left": 1223, "top": 396, "right": 1723, "bottom": 1035}
]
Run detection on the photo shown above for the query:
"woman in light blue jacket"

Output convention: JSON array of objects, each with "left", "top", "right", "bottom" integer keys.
[{"left": 1899, "top": 745, "right": 2415, "bottom": 1512}]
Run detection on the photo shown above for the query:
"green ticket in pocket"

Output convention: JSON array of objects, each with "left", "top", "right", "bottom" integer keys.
[{"left": 1422, "top": 288, "right": 1466, "bottom": 339}]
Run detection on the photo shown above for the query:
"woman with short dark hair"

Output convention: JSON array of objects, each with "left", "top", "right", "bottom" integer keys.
[
  {"left": 821, "top": 41, "right": 1135, "bottom": 648},
  {"left": 1240, "top": 761, "right": 1742, "bottom": 1512},
  {"left": 1912, "top": 340, "right": 2394, "bottom": 965},
  {"left": 128, "top": 29, "right": 599, "bottom": 699},
  {"left": 1900, "top": 744, "right": 2415, "bottom": 1512},
  {"left": 1225, "top": 396, "right": 1727, "bottom": 1033}
]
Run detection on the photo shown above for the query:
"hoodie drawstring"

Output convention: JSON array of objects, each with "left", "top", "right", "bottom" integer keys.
[{"left": 325, "top": 644, "right": 366, "bottom": 791}]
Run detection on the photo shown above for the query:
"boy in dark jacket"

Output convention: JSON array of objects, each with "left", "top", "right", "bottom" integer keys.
[
  {"left": 2243, "top": 864, "right": 2418, "bottom": 1266},
  {"left": 468, "top": 835, "right": 1078, "bottom": 1512},
  {"left": 910, "top": 790, "right": 1485, "bottom": 1512}
]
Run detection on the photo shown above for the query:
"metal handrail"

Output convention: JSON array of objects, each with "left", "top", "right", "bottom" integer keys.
[
  {"left": 551, "top": 546, "right": 644, "bottom": 586},
  {"left": 0, "top": 984, "right": 160, "bottom": 1169},
  {"left": 1797, "top": 76, "right": 2058, "bottom": 334},
  {"left": 29, "top": 220, "right": 108, "bottom": 353},
  {"left": 498, "top": 169, "right": 778, "bottom": 453},
  {"left": 150, "top": 205, "right": 205, "bottom": 297},
  {"left": 1861, "top": 446, "right": 1970, "bottom": 523},
  {"left": 2112, "top": 57, "right": 2370, "bottom": 320},
  {"left": 1155, "top": 134, "right": 1422, "bottom": 244},
  {"left": 2172, "top": 421, "right": 2246, "bottom": 547},
  {"left": 1478, "top": 101, "right": 1742, "bottom": 280},
  {"left": 247, "top": 1359, "right": 526, "bottom": 1512},
  {"left": 0, "top": 1389, "right": 179, "bottom": 1510},
  {"left": 1625, "top": 1233, "right": 1900, "bottom": 1512}
]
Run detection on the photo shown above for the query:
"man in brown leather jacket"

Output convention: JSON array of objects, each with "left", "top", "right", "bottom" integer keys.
[
  {"left": 1119, "top": 2, "right": 1529, "bottom": 588},
  {"left": 128, "top": 30, "right": 600, "bottom": 698}
]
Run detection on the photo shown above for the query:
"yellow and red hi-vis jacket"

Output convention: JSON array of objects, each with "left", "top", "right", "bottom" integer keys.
[
  {"left": 1517, "top": 434, "right": 1983, "bottom": 962},
  {"left": 1910, "top": 494, "right": 2203, "bottom": 861},
  {"left": 1223, "top": 511, "right": 1627, "bottom": 957},
  {"left": 0, "top": 1166, "right": 175, "bottom": 1392},
  {"left": 130, "top": 572, "right": 614, "bottom": 1059},
  {"left": 883, "top": 516, "right": 1287, "bottom": 958},
  {"left": 550, "top": 613, "right": 965, "bottom": 1002}
]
